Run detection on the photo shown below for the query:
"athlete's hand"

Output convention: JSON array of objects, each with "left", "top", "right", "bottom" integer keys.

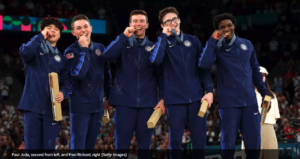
[
  {"left": 162, "top": 27, "right": 172, "bottom": 36},
  {"left": 55, "top": 92, "right": 64, "bottom": 103},
  {"left": 211, "top": 30, "right": 222, "bottom": 41},
  {"left": 41, "top": 30, "right": 54, "bottom": 40},
  {"left": 154, "top": 99, "right": 166, "bottom": 114},
  {"left": 104, "top": 100, "right": 112, "bottom": 115},
  {"left": 124, "top": 27, "right": 137, "bottom": 38},
  {"left": 78, "top": 34, "right": 89, "bottom": 48},
  {"left": 201, "top": 92, "right": 213, "bottom": 108},
  {"left": 261, "top": 96, "right": 272, "bottom": 113}
]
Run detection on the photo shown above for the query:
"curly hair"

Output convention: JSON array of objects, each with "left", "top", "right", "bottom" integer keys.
[
  {"left": 40, "top": 17, "right": 64, "bottom": 33},
  {"left": 213, "top": 13, "right": 236, "bottom": 30}
]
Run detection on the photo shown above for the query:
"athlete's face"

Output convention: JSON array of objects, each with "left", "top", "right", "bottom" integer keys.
[
  {"left": 43, "top": 24, "right": 61, "bottom": 43},
  {"left": 72, "top": 20, "right": 93, "bottom": 40},
  {"left": 129, "top": 14, "right": 149, "bottom": 38},
  {"left": 218, "top": 19, "right": 235, "bottom": 41},
  {"left": 161, "top": 13, "right": 181, "bottom": 34}
]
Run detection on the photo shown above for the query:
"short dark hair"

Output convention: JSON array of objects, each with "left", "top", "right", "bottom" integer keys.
[
  {"left": 129, "top": 10, "right": 148, "bottom": 22},
  {"left": 158, "top": 7, "right": 179, "bottom": 24},
  {"left": 71, "top": 14, "right": 91, "bottom": 30},
  {"left": 213, "top": 13, "right": 236, "bottom": 30},
  {"left": 40, "top": 18, "right": 64, "bottom": 33}
]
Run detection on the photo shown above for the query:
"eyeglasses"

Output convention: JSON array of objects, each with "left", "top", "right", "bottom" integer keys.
[{"left": 163, "top": 17, "right": 179, "bottom": 25}]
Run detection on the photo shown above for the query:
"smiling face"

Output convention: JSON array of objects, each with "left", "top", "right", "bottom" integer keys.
[
  {"left": 43, "top": 24, "right": 61, "bottom": 43},
  {"left": 218, "top": 19, "right": 235, "bottom": 41},
  {"left": 129, "top": 14, "right": 148, "bottom": 38},
  {"left": 161, "top": 12, "right": 181, "bottom": 34},
  {"left": 71, "top": 19, "right": 93, "bottom": 40}
]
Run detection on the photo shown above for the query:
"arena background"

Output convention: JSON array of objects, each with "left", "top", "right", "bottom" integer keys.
[{"left": 0, "top": 0, "right": 300, "bottom": 158}]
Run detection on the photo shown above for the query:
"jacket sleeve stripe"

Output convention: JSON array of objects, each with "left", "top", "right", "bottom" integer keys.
[
  {"left": 198, "top": 42, "right": 208, "bottom": 66},
  {"left": 103, "top": 36, "right": 120, "bottom": 55},
  {"left": 150, "top": 37, "right": 162, "bottom": 63},
  {"left": 71, "top": 52, "right": 85, "bottom": 76},
  {"left": 19, "top": 35, "right": 38, "bottom": 50}
]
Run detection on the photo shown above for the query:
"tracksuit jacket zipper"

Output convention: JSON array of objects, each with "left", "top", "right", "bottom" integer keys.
[
  {"left": 236, "top": 46, "right": 247, "bottom": 106},
  {"left": 181, "top": 47, "right": 192, "bottom": 103},
  {"left": 137, "top": 49, "right": 140, "bottom": 107}
]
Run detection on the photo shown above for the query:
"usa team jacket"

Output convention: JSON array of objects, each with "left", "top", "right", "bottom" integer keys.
[
  {"left": 64, "top": 41, "right": 111, "bottom": 113},
  {"left": 18, "top": 33, "right": 72, "bottom": 115},
  {"left": 198, "top": 36, "right": 268, "bottom": 108},
  {"left": 102, "top": 33, "right": 164, "bottom": 108},
  {"left": 150, "top": 32, "right": 213, "bottom": 105}
]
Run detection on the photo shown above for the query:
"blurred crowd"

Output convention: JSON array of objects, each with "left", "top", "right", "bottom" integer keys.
[
  {"left": 0, "top": 0, "right": 300, "bottom": 158},
  {"left": 0, "top": 0, "right": 106, "bottom": 20}
]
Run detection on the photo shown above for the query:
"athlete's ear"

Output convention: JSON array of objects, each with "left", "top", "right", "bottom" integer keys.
[
  {"left": 146, "top": 23, "right": 149, "bottom": 29},
  {"left": 71, "top": 30, "right": 76, "bottom": 37},
  {"left": 161, "top": 24, "right": 164, "bottom": 29}
]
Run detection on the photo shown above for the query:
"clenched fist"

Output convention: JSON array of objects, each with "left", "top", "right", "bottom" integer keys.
[
  {"left": 154, "top": 99, "right": 166, "bottom": 114},
  {"left": 201, "top": 92, "right": 213, "bottom": 108},
  {"left": 124, "top": 27, "right": 137, "bottom": 38},
  {"left": 78, "top": 34, "right": 89, "bottom": 48},
  {"left": 55, "top": 92, "right": 64, "bottom": 103},
  {"left": 211, "top": 30, "right": 223, "bottom": 41},
  {"left": 41, "top": 30, "right": 54, "bottom": 40},
  {"left": 162, "top": 27, "right": 172, "bottom": 36}
]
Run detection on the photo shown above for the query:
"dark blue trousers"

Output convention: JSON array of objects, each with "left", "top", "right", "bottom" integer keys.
[
  {"left": 219, "top": 104, "right": 261, "bottom": 159},
  {"left": 114, "top": 106, "right": 154, "bottom": 159},
  {"left": 70, "top": 112, "right": 102, "bottom": 156},
  {"left": 23, "top": 110, "right": 59, "bottom": 158},
  {"left": 167, "top": 101, "right": 207, "bottom": 159}
]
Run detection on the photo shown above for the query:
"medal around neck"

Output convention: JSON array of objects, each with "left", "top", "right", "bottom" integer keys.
[
  {"left": 171, "top": 29, "right": 182, "bottom": 43},
  {"left": 129, "top": 33, "right": 147, "bottom": 47}
]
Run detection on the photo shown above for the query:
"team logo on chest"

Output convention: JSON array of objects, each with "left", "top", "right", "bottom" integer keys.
[
  {"left": 54, "top": 55, "right": 61, "bottom": 62},
  {"left": 145, "top": 46, "right": 152, "bottom": 52},
  {"left": 240, "top": 44, "right": 248, "bottom": 51},
  {"left": 95, "top": 49, "right": 101, "bottom": 56},
  {"left": 184, "top": 40, "right": 191, "bottom": 47}
]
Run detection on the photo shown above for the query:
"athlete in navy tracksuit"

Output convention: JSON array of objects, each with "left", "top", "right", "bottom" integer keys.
[
  {"left": 18, "top": 18, "right": 72, "bottom": 155},
  {"left": 102, "top": 10, "right": 164, "bottom": 159},
  {"left": 151, "top": 7, "right": 214, "bottom": 159},
  {"left": 198, "top": 13, "right": 268, "bottom": 159},
  {"left": 64, "top": 15, "right": 111, "bottom": 155}
]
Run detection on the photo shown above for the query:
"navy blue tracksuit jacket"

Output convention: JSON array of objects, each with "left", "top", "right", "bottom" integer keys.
[
  {"left": 19, "top": 33, "right": 72, "bottom": 115},
  {"left": 64, "top": 41, "right": 111, "bottom": 113},
  {"left": 150, "top": 32, "right": 213, "bottom": 159},
  {"left": 151, "top": 32, "right": 213, "bottom": 104},
  {"left": 103, "top": 33, "right": 164, "bottom": 107},
  {"left": 198, "top": 36, "right": 268, "bottom": 159},
  {"left": 64, "top": 41, "right": 111, "bottom": 153},
  {"left": 18, "top": 33, "right": 72, "bottom": 151},
  {"left": 102, "top": 33, "right": 164, "bottom": 159},
  {"left": 198, "top": 36, "right": 268, "bottom": 108}
]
